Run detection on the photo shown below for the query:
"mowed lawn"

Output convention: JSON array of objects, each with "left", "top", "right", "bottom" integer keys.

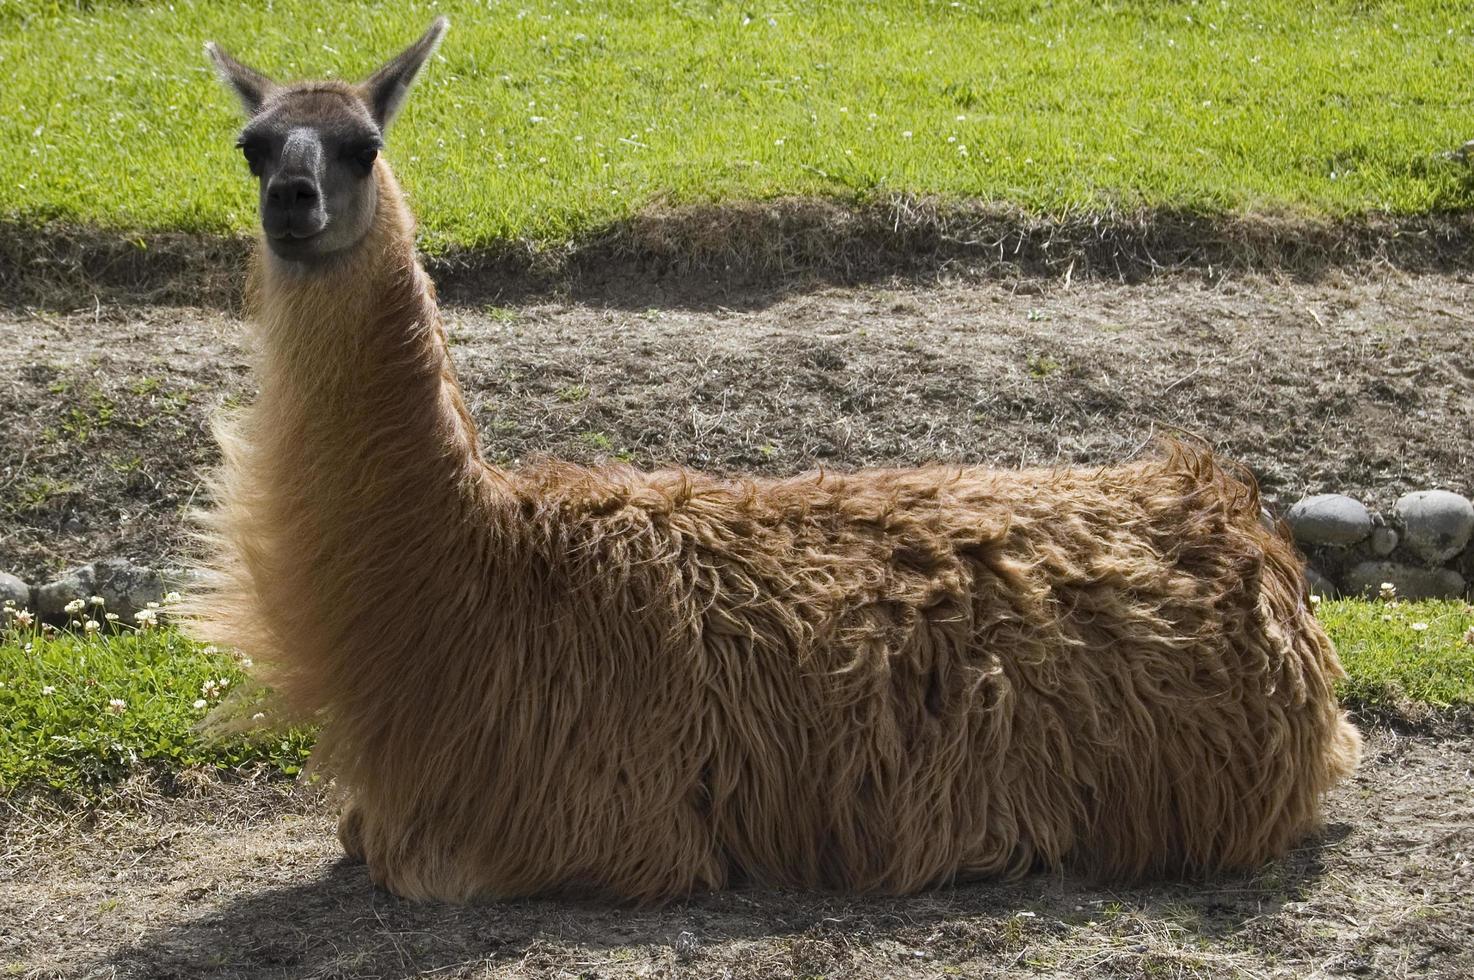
[
  {"left": 2, "top": 599, "right": 1470, "bottom": 794},
  {"left": 2, "top": 0, "right": 1474, "bottom": 250}
]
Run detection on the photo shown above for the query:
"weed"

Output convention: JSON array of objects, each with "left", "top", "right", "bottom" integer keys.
[
  {"left": 578, "top": 430, "right": 616, "bottom": 452},
  {"left": 1026, "top": 354, "right": 1061, "bottom": 378},
  {"left": 557, "top": 384, "right": 590, "bottom": 403}
]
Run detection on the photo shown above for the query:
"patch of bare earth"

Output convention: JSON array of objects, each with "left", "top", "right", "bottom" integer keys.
[
  {"left": 0, "top": 730, "right": 1467, "bottom": 979},
  {"left": 2, "top": 269, "right": 1472, "bottom": 582},
  {"left": 2, "top": 266, "right": 1473, "bottom": 977}
]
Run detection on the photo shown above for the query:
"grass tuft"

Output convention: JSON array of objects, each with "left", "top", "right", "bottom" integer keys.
[
  {"left": 0, "top": 611, "right": 312, "bottom": 793},
  {"left": 1317, "top": 597, "right": 1474, "bottom": 713}
]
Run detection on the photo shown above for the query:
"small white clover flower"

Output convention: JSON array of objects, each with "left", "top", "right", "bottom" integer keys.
[
  {"left": 134, "top": 609, "right": 158, "bottom": 628},
  {"left": 108, "top": 698, "right": 127, "bottom": 715},
  {"left": 163, "top": 591, "right": 182, "bottom": 605},
  {"left": 14, "top": 610, "right": 33, "bottom": 628},
  {"left": 41, "top": 685, "right": 56, "bottom": 695},
  {"left": 1378, "top": 582, "right": 1398, "bottom": 600},
  {"left": 104, "top": 612, "right": 119, "bottom": 622},
  {"left": 64, "top": 598, "right": 86, "bottom": 615},
  {"left": 145, "top": 601, "right": 160, "bottom": 610},
  {"left": 193, "top": 699, "right": 209, "bottom": 710},
  {"left": 1411, "top": 622, "right": 1429, "bottom": 632},
  {"left": 251, "top": 712, "right": 266, "bottom": 722},
  {"left": 89, "top": 595, "right": 106, "bottom": 607},
  {"left": 83, "top": 619, "right": 100, "bottom": 633},
  {"left": 1463, "top": 625, "right": 1474, "bottom": 646},
  {"left": 1309, "top": 593, "right": 1322, "bottom": 606},
  {"left": 238, "top": 657, "right": 253, "bottom": 669}
]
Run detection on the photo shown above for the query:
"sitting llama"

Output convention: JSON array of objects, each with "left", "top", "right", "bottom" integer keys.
[{"left": 194, "top": 19, "right": 1361, "bottom": 903}]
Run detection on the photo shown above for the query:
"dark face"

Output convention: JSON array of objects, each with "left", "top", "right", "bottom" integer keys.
[
  {"left": 207, "top": 17, "right": 448, "bottom": 266},
  {"left": 235, "top": 89, "right": 383, "bottom": 261}
]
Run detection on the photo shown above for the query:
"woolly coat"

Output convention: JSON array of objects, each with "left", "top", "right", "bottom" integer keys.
[{"left": 192, "top": 164, "right": 1362, "bottom": 903}]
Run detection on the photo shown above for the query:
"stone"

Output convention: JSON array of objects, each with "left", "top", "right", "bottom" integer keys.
[
  {"left": 1343, "top": 561, "right": 1466, "bottom": 600},
  {"left": 1284, "top": 494, "right": 1373, "bottom": 547},
  {"left": 160, "top": 567, "right": 208, "bottom": 593},
  {"left": 91, "top": 558, "right": 166, "bottom": 623},
  {"left": 0, "top": 572, "right": 30, "bottom": 611},
  {"left": 34, "top": 559, "right": 166, "bottom": 623},
  {"left": 35, "top": 564, "right": 97, "bottom": 617},
  {"left": 1395, "top": 490, "right": 1474, "bottom": 564},
  {"left": 1304, "top": 565, "right": 1337, "bottom": 599},
  {"left": 1368, "top": 525, "right": 1399, "bottom": 558}
]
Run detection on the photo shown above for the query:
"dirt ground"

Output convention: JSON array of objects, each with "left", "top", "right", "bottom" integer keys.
[
  {"left": 2, "top": 268, "right": 1472, "bottom": 582},
  {"left": 2, "top": 268, "right": 1473, "bottom": 977},
  {"left": 0, "top": 727, "right": 1466, "bottom": 979}
]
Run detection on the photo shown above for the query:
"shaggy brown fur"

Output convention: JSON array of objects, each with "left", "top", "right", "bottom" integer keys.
[{"left": 191, "top": 74, "right": 1361, "bottom": 909}]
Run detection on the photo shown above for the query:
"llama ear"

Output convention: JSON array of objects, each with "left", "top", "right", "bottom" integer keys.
[
  {"left": 358, "top": 17, "right": 448, "bottom": 130},
  {"left": 206, "top": 42, "right": 277, "bottom": 116}
]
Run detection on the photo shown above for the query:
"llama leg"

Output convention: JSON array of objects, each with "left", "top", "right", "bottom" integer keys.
[{"left": 337, "top": 800, "right": 367, "bottom": 863}]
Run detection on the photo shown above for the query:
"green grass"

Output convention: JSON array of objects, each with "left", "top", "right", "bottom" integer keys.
[
  {"left": 2, "top": 1, "right": 1474, "bottom": 250},
  {"left": 0, "top": 614, "right": 312, "bottom": 793},
  {"left": 1319, "top": 597, "right": 1474, "bottom": 712},
  {"left": 2, "top": 599, "right": 1470, "bottom": 795}
]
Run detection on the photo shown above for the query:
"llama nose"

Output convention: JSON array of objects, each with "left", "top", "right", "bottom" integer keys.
[{"left": 267, "top": 176, "right": 320, "bottom": 210}]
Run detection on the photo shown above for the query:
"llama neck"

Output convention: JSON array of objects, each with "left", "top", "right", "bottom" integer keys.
[{"left": 245, "top": 164, "right": 484, "bottom": 507}]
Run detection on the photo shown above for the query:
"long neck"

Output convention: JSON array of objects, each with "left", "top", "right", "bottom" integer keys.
[
  {"left": 206, "top": 163, "right": 501, "bottom": 720},
  {"left": 246, "top": 164, "right": 483, "bottom": 489},
  {"left": 234, "top": 162, "right": 493, "bottom": 624}
]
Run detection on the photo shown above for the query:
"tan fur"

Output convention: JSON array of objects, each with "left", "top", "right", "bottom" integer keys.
[{"left": 189, "top": 159, "right": 1361, "bottom": 904}]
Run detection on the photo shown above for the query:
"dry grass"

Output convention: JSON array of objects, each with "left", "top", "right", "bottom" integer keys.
[{"left": 1, "top": 730, "right": 1469, "bottom": 979}]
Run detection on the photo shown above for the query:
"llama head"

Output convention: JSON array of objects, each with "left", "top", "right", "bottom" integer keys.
[{"left": 207, "top": 17, "right": 447, "bottom": 263}]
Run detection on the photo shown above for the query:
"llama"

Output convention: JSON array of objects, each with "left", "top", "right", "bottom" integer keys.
[{"left": 195, "top": 19, "right": 1361, "bottom": 903}]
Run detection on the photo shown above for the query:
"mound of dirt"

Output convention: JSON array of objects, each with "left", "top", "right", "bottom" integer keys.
[
  {"left": 8, "top": 203, "right": 1474, "bottom": 309},
  {"left": 1, "top": 269, "right": 1471, "bottom": 581}
]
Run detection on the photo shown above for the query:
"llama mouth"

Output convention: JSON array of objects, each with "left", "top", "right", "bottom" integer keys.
[{"left": 268, "top": 228, "right": 323, "bottom": 241}]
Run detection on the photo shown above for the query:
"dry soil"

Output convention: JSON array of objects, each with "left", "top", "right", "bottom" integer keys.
[{"left": 2, "top": 269, "right": 1471, "bottom": 583}]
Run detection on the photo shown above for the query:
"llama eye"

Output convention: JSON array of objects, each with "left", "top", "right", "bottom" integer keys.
[
  {"left": 353, "top": 146, "right": 379, "bottom": 173},
  {"left": 237, "top": 141, "right": 266, "bottom": 176}
]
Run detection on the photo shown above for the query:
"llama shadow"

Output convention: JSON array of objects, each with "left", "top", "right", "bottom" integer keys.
[{"left": 95, "top": 824, "right": 1349, "bottom": 980}]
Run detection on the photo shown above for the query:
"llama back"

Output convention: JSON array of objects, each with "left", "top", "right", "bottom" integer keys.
[
  {"left": 641, "top": 444, "right": 1361, "bottom": 889},
  {"left": 289, "top": 444, "right": 1359, "bottom": 900}
]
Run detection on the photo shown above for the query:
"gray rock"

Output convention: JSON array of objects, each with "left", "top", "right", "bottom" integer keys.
[
  {"left": 34, "top": 559, "right": 166, "bottom": 623},
  {"left": 0, "top": 572, "right": 30, "bottom": 611},
  {"left": 92, "top": 558, "right": 166, "bottom": 623},
  {"left": 1368, "top": 525, "right": 1399, "bottom": 558},
  {"left": 1343, "top": 561, "right": 1466, "bottom": 600},
  {"left": 1395, "top": 490, "right": 1474, "bottom": 564},
  {"left": 160, "top": 566, "right": 208, "bottom": 593},
  {"left": 1305, "top": 566, "right": 1337, "bottom": 599},
  {"left": 35, "top": 564, "right": 98, "bottom": 617},
  {"left": 1285, "top": 494, "right": 1373, "bottom": 547}
]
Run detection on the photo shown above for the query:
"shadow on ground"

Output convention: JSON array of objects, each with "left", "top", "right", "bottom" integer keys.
[
  {"left": 94, "top": 825, "right": 1348, "bottom": 979},
  {"left": 10, "top": 203, "right": 1474, "bottom": 314}
]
